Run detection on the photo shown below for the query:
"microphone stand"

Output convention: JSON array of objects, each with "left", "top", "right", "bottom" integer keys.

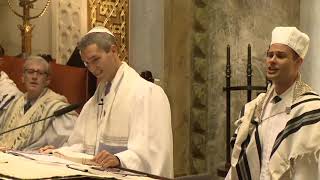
[
  {"left": 0, "top": 114, "right": 55, "bottom": 136},
  {"left": 0, "top": 103, "right": 80, "bottom": 136}
]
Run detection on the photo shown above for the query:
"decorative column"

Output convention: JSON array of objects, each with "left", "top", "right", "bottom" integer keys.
[
  {"left": 88, "top": 0, "right": 129, "bottom": 63},
  {"left": 190, "top": 0, "right": 208, "bottom": 174}
]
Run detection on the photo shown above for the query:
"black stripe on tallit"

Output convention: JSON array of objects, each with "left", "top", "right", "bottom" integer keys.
[
  {"left": 235, "top": 106, "right": 257, "bottom": 180},
  {"left": 236, "top": 163, "right": 244, "bottom": 180},
  {"left": 301, "top": 92, "right": 319, "bottom": 96},
  {"left": 0, "top": 95, "right": 15, "bottom": 111},
  {"left": 291, "top": 98, "right": 320, "bottom": 110},
  {"left": 238, "top": 134, "right": 251, "bottom": 161},
  {"left": 270, "top": 108, "right": 320, "bottom": 158},
  {"left": 254, "top": 124, "right": 262, "bottom": 167},
  {"left": 236, "top": 152, "right": 252, "bottom": 180},
  {"left": 231, "top": 133, "right": 237, "bottom": 149},
  {"left": 235, "top": 133, "right": 253, "bottom": 180},
  {"left": 242, "top": 152, "right": 252, "bottom": 180},
  {"left": 0, "top": 94, "right": 8, "bottom": 101}
]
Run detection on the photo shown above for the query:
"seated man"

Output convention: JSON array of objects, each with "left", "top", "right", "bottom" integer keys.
[
  {"left": 41, "top": 26, "right": 173, "bottom": 178},
  {"left": 0, "top": 56, "right": 77, "bottom": 151}
]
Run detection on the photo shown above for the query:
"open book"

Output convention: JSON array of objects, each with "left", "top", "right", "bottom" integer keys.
[
  {"left": 51, "top": 148, "right": 98, "bottom": 166},
  {"left": 4, "top": 151, "right": 155, "bottom": 179},
  {"left": 1, "top": 151, "right": 152, "bottom": 179}
]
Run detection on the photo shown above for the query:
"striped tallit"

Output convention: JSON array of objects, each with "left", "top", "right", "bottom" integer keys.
[
  {"left": 229, "top": 80, "right": 320, "bottom": 180},
  {"left": 0, "top": 71, "right": 22, "bottom": 111},
  {"left": 0, "top": 89, "right": 69, "bottom": 150}
]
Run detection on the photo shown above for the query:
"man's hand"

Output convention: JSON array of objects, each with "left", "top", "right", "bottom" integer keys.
[
  {"left": 0, "top": 146, "right": 10, "bottom": 152},
  {"left": 39, "top": 145, "right": 55, "bottom": 154},
  {"left": 92, "top": 150, "right": 120, "bottom": 169}
]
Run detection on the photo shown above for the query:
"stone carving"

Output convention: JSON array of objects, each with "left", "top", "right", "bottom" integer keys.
[
  {"left": 52, "top": 0, "right": 83, "bottom": 64},
  {"left": 191, "top": 0, "right": 208, "bottom": 174}
]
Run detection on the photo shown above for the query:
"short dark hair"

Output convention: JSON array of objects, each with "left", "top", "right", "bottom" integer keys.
[
  {"left": 291, "top": 48, "right": 300, "bottom": 60},
  {"left": 77, "top": 32, "right": 116, "bottom": 53}
]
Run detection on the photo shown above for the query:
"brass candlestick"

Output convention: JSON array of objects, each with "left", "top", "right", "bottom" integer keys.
[{"left": 7, "top": 0, "right": 50, "bottom": 57}]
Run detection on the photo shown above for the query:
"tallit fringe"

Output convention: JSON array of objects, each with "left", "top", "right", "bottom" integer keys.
[{"left": 277, "top": 149, "right": 320, "bottom": 179}]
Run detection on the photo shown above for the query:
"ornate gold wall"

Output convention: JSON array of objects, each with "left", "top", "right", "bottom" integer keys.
[{"left": 88, "top": 0, "right": 129, "bottom": 63}]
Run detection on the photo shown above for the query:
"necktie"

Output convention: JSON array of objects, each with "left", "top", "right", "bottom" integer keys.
[
  {"left": 24, "top": 101, "right": 32, "bottom": 113},
  {"left": 272, "top": 95, "right": 282, "bottom": 104},
  {"left": 104, "top": 82, "right": 112, "bottom": 96}
]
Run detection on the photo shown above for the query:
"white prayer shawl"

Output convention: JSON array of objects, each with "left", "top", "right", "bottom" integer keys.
[
  {"left": 0, "top": 88, "right": 76, "bottom": 150},
  {"left": 0, "top": 71, "right": 21, "bottom": 98},
  {"left": 0, "top": 71, "right": 23, "bottom": 123},
  {"left": 64, "top": 62, "right": 173, "bottom": 178},
  {"left": 227, "top": 80, "right": 320, "bottom": 180},
  {"left": 269, "top": 92, "right": 320, "bottom": 180}
]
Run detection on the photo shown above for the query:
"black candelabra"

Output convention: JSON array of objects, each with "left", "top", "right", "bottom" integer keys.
[{"left": 217, "top": 44, "right": 267, "bottom": 177}]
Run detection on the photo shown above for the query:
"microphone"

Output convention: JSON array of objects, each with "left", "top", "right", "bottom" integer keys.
[
  {"left": 53, "top": 103, "right": 80, "bottom": 116},
  {"left": 0, "top": 103, "right": 80, "bottom": 136}
]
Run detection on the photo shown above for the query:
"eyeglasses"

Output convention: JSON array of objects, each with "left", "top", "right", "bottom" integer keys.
[
  {"left": 24, "top": 69, "right": 48, "bottom": 76},
  {"left": 83, "top": 58, "right": 99, "bottom": 68}
]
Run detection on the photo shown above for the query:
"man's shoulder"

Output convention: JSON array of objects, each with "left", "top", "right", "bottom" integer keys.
[
  {"left": 291, "top": 91, "right": 320, "bottom": 110},
  {"left": 123, "top": 64, "right": 168, "bottom": 99},
  {"left": 43, "top": 89, "right": 68, "bottom": 103},
  {"left": 244, "top": 93, "right": 266, "bottom": 108},
  {"left": 123, "top": 66, "right": 159, "bottom": 91},
  {"left": 137, "top": 77, "right": 167, "bottom": 95}
]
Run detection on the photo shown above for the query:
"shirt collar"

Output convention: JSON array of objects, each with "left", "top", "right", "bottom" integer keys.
[
  {"left": 271, "top": 81, "right": 296, "bottom": 106},
  {"left": 105, "top": 61, "right": 126, "bottom": 88},
  {"left": 24, "top": 88, "right": 48, "bottom": 105}
]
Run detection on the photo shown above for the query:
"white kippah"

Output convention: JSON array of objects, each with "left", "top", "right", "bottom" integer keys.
[
  {"left": 271, "top": 27, "right": 310, "bottom": 59},
  {"left": 86, "top": 26, "right": 115, "bottom": 37}
]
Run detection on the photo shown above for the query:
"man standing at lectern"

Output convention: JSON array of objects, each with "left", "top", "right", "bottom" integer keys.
[
  {"left": 42, "top": 26, "right": 173, "bottom": 178},
  {"left": 0, "top": 56, "right": 76, "bottom": 151},
  {"left": 226, "top": 27, "right": 320, "bottom": 180}
]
